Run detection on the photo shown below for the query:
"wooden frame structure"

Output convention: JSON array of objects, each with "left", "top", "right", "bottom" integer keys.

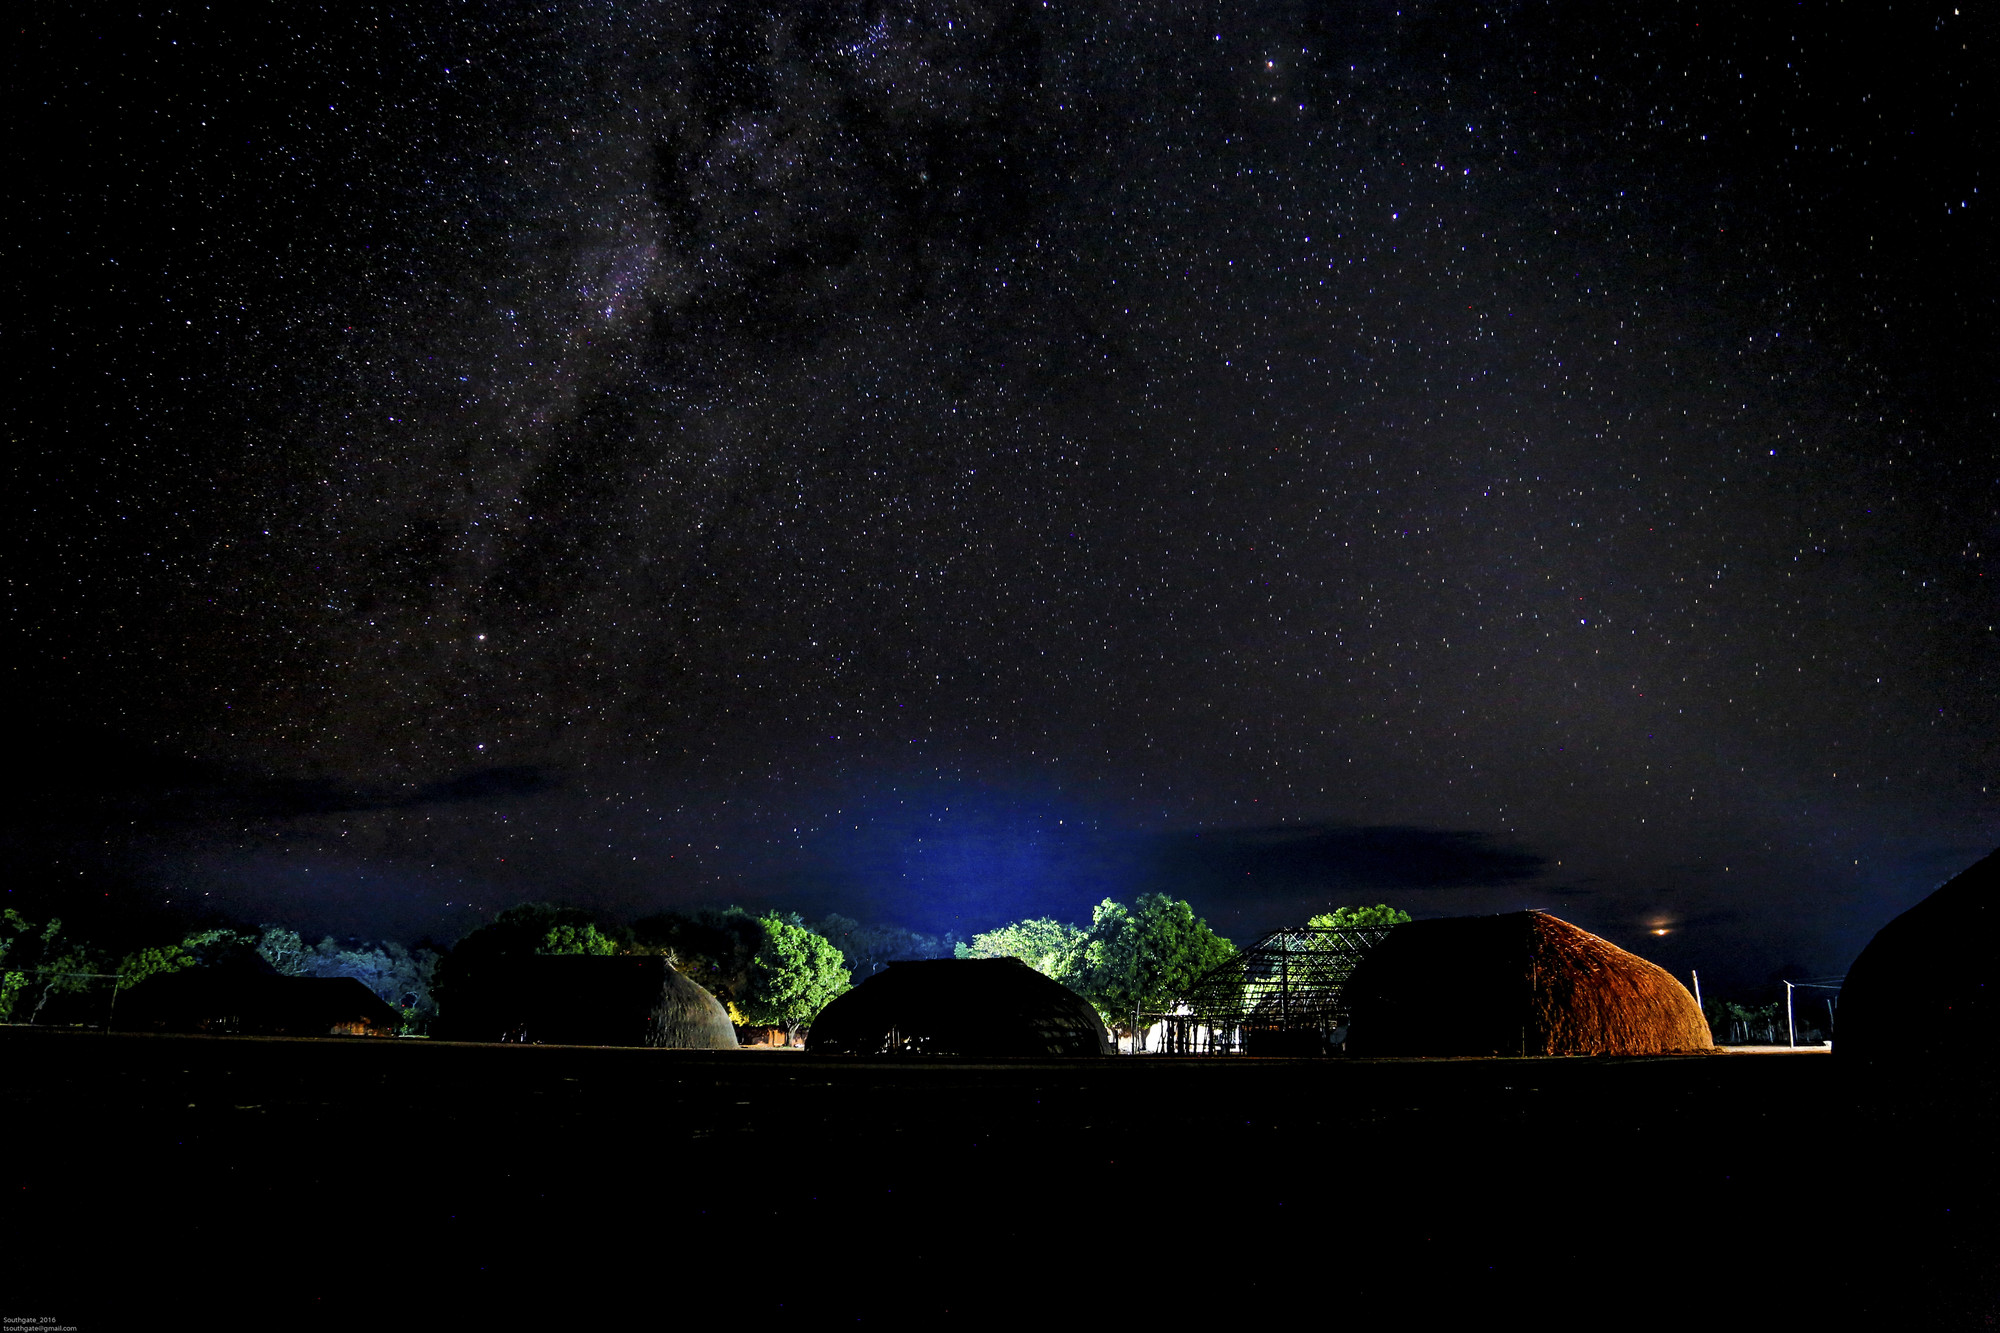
[{"left": 1159, "top": 924, "right": 1398, "bottom": 1055}]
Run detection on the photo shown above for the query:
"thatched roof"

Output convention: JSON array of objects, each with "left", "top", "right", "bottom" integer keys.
[
  {"left": 1344, "top": 911, "right": 1712, "bottom": 1057},
  {"left": 806, "top": 958, "right": 1111, "bottom": 1057},
  {"left": 117, "top": 970, "right": 403, "bottom": 1037},
  {"left": 1839, "top": 846, "right": 1999, "bottom": 1081},
  {"left": 434, "top": 954, "right": 738, "bottom": 1048}
]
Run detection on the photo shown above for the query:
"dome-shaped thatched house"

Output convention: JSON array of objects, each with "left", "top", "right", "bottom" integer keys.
[
  {"left": 806, "top": 957, "right": 1111, "bottom": 1057},
  {"left": 1345, "top": 911, "right": 1711, "bottom": 1057},
  {"left": 435, "top": 954, "right": 738, "bottom": 1048},
  {"left": 117, "top": 969, "right": 403, "bottom": 1036},
  {"left": 1838, "top": 847, "right": 1999, "bottom": 1090}
]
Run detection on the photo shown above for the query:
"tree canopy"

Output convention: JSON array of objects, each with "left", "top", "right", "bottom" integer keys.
[
  {"left": 1308, "top": 904, "right": 1411, "bottom": 929},
  {"left": 465, "top": 904, "right": 627, "bottom": 957},
  {"left": 0, "top": 910, "right": 79, "bottom": 1022},
  {"left": 955, "top": 917, "right": 1087, "bottom": 983},
  {"left": 814, "top": 914, "right": 958, "bottom": 979},
  {"left": 734, "top": 914, "right": 850, "bottom": 1036},
  {"left": 540, "top": 921, "right": 620, "bottom": 956},
  {"left": 115, "top": 927, "right": 261, "bottom": 992},
  {"left": 260, "top": 928, "right": 441, "bottom": 1029},
  {"left": 437, "top": 904, "right": 850, "bottom": 1036},
  {"left": 433, "top": 903, "right": 630, "bottom": 1014},
  {"left": 5, "top": 915, "right": 271, "bottom": 1025},
  {"left": 114, "top": 942, "right": 198, "bottom": 993},
  {"left": 963, "top": 896, "right": 1234, "bottom": 1031},
  {"left": 1074, "top": 894, "right": 1236, "bottom": 1028},
  {"left": 629, "top": 906, "right": 767, "bottom": 1007},
  {"left": 256, "top": 926, "right": 312, "bottom": 976}
]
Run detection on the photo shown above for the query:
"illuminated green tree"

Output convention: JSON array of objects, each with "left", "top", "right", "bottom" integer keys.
[
  {"left": 736, "top": 915, "right": 851, "bottom": 1039},
  {"left": 2, "top": 912, "right": 112, "bottom": 1023},
  {"left": 0, "top": 910, "right": 57, "bottom": 1020},
  {"left": 955, "top": 917, "right": 1087, "bottom": 982},
  {"left": 1074, "top": 894, "right": 1235, "bottom": 1031},
  {"left": 115, "top": 928, "right": 260, "bottom": 993},
  {"left": 540, "top": 922, "right": 619, "bottom": 956},
  {"left": 1307, "top": 904, "right": 1410, "bottom": 929},
  {"left": 114, "top": 944, "right": 196, "bottom": 992},
  {"left": 434, "top": 903, "right": 628, "bottom": 1016}
]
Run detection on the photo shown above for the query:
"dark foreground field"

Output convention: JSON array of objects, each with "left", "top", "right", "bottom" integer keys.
[{"left": 3, "top": 1030, "right": 1993, "bottom": 1329}]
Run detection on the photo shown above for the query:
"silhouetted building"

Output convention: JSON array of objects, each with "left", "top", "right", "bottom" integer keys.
[
  {"left": 807, "top": 957, "right": 1111, "bottom": 1056},
  {"left": 1838, "top": 846, "right": 1998, "bottom": 1103},
  {"left": 117, "top": 970, "right": 403, "bottom": 1036},
  {"left": 435, "top": 954, "right": 738, "bottom": 1048},
  {"left": 1345, "top": 911, "right": 1712, "bottom": 1057}
]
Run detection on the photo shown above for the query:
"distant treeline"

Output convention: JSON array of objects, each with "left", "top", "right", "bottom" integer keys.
[
  {"left": 0, "top": 909, "right": 445, "bottom": 1033},
  {"left": 3, "top": 897, "right": 1428, "bottom": 1038},
  {"left": 0, "top": 902, "right": 929, "bottom": 1036}
]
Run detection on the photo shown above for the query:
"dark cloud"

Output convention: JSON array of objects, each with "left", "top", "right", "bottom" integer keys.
[
  {"left": 1158, "top": 823, "right": 1546, "bottom": 894},
  {"left": 1142, "top": 823, "right": 1548, "bottom": 938},
  {"left": 13, "top": 728, "right": 562, "bottom": 828},
  {"left": 3, "top": 727, "right": 563, "bottom": 937}
]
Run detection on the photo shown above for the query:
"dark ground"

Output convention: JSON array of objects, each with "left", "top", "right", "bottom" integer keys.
[{"left": 2, "top": 1030, "right": 1993, "bottom": 1328}]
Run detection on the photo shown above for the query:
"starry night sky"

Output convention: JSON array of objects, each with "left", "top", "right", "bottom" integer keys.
[{"left": 11, "top": 1, "right": 1995, "bottom": 992}]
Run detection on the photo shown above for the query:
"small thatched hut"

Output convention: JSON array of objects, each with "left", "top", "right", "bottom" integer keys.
[
  {"left": 435, "top": 954, "right": 738, "bottom": 1048},
  {"left": 1838, "top": 847, "right": 1999, "bottom": 1091},
  {"left": 117, "top": 970, "right": 403, "bottom": 1037},
  {"left": 806, "top": 957, "right": 1111, "bottom": 1057},
  {"left": 1344, "top": 911, "right": 1711, "bottom": 1057}
]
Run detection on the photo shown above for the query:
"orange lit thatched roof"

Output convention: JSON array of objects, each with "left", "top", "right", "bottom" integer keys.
[{"left": 1345, "top": 911, "right": 1711, "bottom": 1057}]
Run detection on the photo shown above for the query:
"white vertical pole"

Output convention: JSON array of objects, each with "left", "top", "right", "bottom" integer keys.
[
  {"left": 1785, "top": 980, "right": 1796, "bottom": 1048},
  {"left": 1691, "top": 970, "right": 1702, "bottom": 1012}
]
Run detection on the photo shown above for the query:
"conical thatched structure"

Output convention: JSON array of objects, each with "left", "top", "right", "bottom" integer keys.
[
  {"left": 435, "top": 954, "right": 738, "bottom": 1048},
  {"left": 1839, "top": 847, "right": 2000, "bottom": 1087},
  {"left": 806, "top": 957, "right": 1111, "bottom": 1057},
  {"left": 1344, "top": 911, "right": 1711, "bottom": 1057}
]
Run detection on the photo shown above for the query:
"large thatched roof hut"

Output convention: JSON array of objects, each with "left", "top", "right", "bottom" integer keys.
[
  {"left": 806, "top": 957, "right": 1111, "bottom": 1057},
  {"left": 1344, "top": 911, "right": 1711, "bottom": 1057},
  {"left": 1838, "top": 847, "right": 1999, "bottom": 1091},
  {"left": 435, "top": 955, "right": 738, "bottom": 1048},
  {"left": 117, "top": 970, "right": 403, "bottom": 1036}
]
